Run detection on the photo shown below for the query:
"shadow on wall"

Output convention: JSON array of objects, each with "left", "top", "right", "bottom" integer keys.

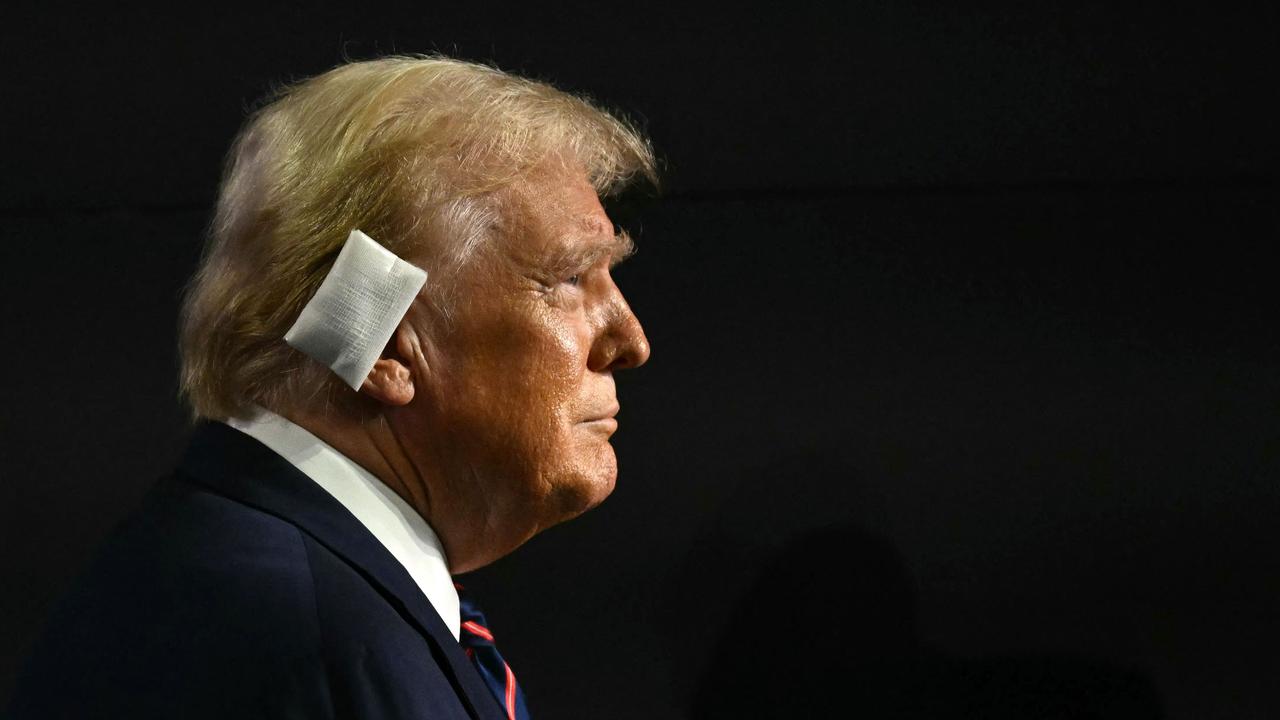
[{"left": 691, "top": 523, "right": 1165, "bottom": 719}]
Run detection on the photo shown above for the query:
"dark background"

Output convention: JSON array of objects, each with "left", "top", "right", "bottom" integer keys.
[{"left": 3, "top": 3, "right": 1278, "bottom": 718}]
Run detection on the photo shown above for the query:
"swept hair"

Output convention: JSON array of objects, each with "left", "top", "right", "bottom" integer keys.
[{"left": 178, "top": 55, "right": 656, "bottom": 422}]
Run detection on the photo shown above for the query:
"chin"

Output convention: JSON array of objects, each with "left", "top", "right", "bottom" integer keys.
[{"left": 551, "top": 447, "right": 618, "bottom": 520}]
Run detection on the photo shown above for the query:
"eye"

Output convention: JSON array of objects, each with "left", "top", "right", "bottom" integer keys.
[{"left": 565, "top": 273, "right": 581, "bottom": 287}]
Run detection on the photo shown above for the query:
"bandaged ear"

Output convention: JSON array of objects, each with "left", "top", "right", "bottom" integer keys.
[{"left": 284, "top": 229, "right": 428, "bottom": 391}]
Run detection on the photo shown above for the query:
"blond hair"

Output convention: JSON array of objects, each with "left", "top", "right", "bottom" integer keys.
[{"left": 178, "top": 55, "right": 656, "bottom": 422}]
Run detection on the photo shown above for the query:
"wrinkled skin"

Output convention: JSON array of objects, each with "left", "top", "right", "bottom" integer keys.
[{"left": 289, "top": 159, "right": 650, "bottom": 573}]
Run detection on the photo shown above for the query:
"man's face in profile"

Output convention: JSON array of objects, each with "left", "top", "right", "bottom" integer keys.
[{"left": 414, "top": 161, "right": 650, "bottom": 547}]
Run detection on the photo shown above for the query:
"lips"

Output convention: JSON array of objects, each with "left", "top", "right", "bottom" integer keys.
[{"left": 582, "top": 403, "right": 620, "bottom": 423}]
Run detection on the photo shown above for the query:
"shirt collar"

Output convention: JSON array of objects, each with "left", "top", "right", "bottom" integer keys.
[{"left": 222, "top": 405, "right": 460, "bottom": 641}]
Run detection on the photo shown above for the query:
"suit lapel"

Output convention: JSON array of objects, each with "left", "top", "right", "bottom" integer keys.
[{"left": 175, "top": 421, "right": 505, "bottom": 720}]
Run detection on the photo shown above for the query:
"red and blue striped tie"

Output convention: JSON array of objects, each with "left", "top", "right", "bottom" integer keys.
[{"left": 456, "top": 584, "right": 530, "bottom": 720}]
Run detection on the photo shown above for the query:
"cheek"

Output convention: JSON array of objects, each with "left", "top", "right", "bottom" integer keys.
[
  {"left": 439, "top": 305, "right": 591, "bottom": 462},
  {"left": 536, "top": 298, "right": 599, "bottom": 395}
]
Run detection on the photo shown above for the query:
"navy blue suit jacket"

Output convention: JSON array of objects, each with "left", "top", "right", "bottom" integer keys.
[{"left": 8, "top": 421, "right": 509, "bottom": 720}]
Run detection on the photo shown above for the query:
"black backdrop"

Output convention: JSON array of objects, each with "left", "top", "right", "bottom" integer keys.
[{"left": 2, "top": 4, "right": 1278, "bottom": 718}]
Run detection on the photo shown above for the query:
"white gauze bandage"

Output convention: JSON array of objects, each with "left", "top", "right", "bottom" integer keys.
[{"left": 284, "top": 229, "right": 428, "bottom": 391}]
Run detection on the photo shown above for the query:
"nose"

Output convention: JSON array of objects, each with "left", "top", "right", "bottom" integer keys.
[{"left": 589, "top": 292, "right": 651, "bottom": 372}]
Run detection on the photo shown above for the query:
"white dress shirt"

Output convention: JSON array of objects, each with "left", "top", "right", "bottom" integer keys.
[{"left": 223, "top": 406, "right": 460, "bottom": 641}]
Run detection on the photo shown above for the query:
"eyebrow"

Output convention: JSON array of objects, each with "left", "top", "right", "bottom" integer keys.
[{"left": 547, "top": 229, "right": 636, "bottom": 275}]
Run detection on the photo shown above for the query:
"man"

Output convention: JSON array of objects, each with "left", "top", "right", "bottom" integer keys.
[{"left": 8, "top": 55, "right": 654, "bottom": 719}]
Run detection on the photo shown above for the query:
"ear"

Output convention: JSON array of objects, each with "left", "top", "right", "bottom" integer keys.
[{"left": 358, "top": 323, "right": 418, "bottom": 406}]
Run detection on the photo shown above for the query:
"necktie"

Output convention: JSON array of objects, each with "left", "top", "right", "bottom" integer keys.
[{"left": 455, "top": 583, "right": 531, "bottom": 720}]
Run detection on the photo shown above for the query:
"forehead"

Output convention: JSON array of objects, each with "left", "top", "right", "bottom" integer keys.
[{"left": 495, "top": 162, "right": 618, "bottom": 262}]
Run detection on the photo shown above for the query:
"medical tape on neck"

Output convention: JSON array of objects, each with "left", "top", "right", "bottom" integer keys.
[{"left": 284, "top": 229, "right": 428, "bottom": 391}]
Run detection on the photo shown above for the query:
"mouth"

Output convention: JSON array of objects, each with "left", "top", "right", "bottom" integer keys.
[
  {"left": 580, "top": 404, "right": 620, "bottom": 432},
  {"left": 580, "top": 417, "right": 619, "bottom": 435},
  {"left": 581, "top": 403, "right": 620, "bottom": 423}
]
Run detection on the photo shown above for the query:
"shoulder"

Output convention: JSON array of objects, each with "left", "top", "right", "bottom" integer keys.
[
  {"left": 11, "top": 471, "right": 468, "bottom": 719},
  {"left": 9, "top": 474, "right": 329, "bottom": 717}
]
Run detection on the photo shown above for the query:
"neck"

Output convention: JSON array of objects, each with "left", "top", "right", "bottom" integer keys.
[
  {"left": 276, "top": 403, "right": 512, "bottom": 574},
  {"left": 280, "top": 405, "right": 432, "bottom": 530}
]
